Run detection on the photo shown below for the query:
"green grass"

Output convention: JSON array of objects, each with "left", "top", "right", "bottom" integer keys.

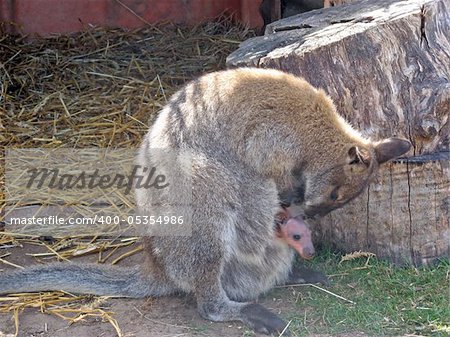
[{"left": 281, "top": 249, "right": 449, "bottom": 336}]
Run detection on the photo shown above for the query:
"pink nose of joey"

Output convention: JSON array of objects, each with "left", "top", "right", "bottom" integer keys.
[{"left": 303, "top": 247, "right": 315, "bottom": 259}]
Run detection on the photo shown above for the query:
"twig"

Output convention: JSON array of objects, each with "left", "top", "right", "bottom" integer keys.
[
  {"left": 114, "top": 0, "right": 153, "bottom": 26},
  {"left": 280, "top": 283, "right": 356, "bottom": 305},
  {"left": 13, "top": 307, "right": 19, "bottom": 337},
  {"left": 156, "top": 74, "right": 167, "bottom": 102},
  {"left": 309, "top": 284, "right": 356, "bottom": 304},
  {"left": 279, "top": 319, "right": 291, "bottom": 336},
  {"left": 134, "top": 306, "right": 192, "bottom": 330},
  {"left": 0, "top": 258, "right": 24, "bottom": 269},
  {"left": 111, "top": 245, "right": 143, "bottom": 265}
]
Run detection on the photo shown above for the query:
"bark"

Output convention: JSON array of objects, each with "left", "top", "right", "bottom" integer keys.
[
  {"left": 311, "top": 153, "right": 449, "bottom": 265},
  {"left": 227, "top": 0, "right": 450, "bottom": 154}
]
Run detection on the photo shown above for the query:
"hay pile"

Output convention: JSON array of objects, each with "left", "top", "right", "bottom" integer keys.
[
  {"left": 1, "top": 16, "right": 253, "bottom": 149},
  {"left": 0, "top": 17, "right": 255, "bottom": 336}
]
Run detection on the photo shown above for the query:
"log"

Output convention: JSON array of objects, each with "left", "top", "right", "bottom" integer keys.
[
  {"left": 312, "top": 153, "right": 449, "bottom": 266},
  {"left": 227, "top": 0, "right": 450, "bottom": 265},
  {"left": 227, "top": 0, "right": 450, "bottom": 154}
]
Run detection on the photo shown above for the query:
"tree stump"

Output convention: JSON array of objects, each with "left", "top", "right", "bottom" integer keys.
[{"left": 227, "top": 0, "right": 450, "bottom": 265}]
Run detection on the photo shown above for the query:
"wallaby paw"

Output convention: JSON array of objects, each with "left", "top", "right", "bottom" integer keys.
[
  {"left": 300, "top": 270, "right": 330, "bottom": 286},
  {"left": 288, "top": 267, "right": 330, "bottom": 287},
  {"left": 240, "top": 303, "right": 290, "bottom": 336}
]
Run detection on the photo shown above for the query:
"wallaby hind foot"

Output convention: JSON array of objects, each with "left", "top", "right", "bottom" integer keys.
[
  {"left": 194, "top": 276, "right": 290, "bottom": 335},
  {"left": 241, "top": 303, "right": 289, "bottom": 335},
  {"left": 198, "top": 296, "right": 289, "bottom": 335}
]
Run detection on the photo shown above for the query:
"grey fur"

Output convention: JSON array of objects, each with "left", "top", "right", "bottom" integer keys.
[{"left": 0, "top": 263, "right": 169, "bottom": 297}]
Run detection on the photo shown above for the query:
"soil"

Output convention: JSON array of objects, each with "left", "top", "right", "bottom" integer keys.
[{"left": 0, "top": 242, "right": 367, "bottom": 337}]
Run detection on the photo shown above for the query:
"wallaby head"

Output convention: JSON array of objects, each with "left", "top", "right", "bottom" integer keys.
[
  {"left": 277, "top": 137, "right": 412, "bottom": 218},
  {"left": 287, "top": 136, "right": 412, "bottom": 218},
  {"left": 276, "top": 216, "right": 315, "bottom": 260}
]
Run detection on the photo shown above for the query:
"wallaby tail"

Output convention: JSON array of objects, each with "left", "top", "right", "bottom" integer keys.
[{"left": 0, "top": 263, "right": 172, "bottom": 298}]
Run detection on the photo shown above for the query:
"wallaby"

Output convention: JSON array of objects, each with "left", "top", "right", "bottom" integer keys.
[
  {"left": 274, "top": 206, "right": 330, "bottom": 287},
  {"left": 0, "top": 68, "right": 411, "bottom": 335},
  {"left": 275, "top": 208, "right": 315, "bottom": 260}
]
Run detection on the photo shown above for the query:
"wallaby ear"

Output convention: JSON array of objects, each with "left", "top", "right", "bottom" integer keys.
[
  {"left": 375, "top": 137, "right": 412, "bottom": 164},
  {"left": 347, "top": 146, "right": 370, "bottom": 165}
]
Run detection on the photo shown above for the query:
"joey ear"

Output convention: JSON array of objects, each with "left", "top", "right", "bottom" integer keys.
[{"left": 375, "top": 137, "right": 412, "bottom": 164}]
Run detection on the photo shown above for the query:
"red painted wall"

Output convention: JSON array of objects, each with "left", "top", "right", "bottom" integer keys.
[{"left": 0, "top": 0, "right": 263, "bottom": 36}]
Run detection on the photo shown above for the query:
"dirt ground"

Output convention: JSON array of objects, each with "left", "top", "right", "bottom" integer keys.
[{"left": 0, "top": 242, "right": 371, "bottom": 337}]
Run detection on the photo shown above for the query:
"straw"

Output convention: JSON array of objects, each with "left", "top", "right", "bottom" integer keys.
[{"left": 0, "top": 17, "right": 255, "bottom": 335}]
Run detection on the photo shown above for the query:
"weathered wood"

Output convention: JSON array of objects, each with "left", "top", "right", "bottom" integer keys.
[
  {"left": 227, "top": 0, "right": 450, "bottom": 264},
  {"left": 312, "top": 153, "right": 449, "bottom": 265},
  {"left": 227, "top": 0, "right": 450, "bottom": 155}
]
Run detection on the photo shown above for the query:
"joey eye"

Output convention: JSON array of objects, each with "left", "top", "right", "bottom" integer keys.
[
  {"left": 330, "top": 187, "right": 339, "bottom": 201},
  {"left": 293, "top": 234, "right": 301, "bottom": 241}
]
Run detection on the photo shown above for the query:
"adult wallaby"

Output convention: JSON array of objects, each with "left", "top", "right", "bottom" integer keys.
[{"left": 0, "top": 68, "right": 410, "bottom": 335}]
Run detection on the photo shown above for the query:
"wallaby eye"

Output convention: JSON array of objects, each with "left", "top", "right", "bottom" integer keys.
[
  {"left": 330, "top": 187, "right": 339, "bottom": 201},
  {"left": 293, "top": 234, "right": 301, "bottom": 241}
]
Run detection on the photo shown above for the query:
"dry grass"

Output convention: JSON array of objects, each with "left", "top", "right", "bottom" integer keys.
[
  {"left": 0, "top": 16, "right": 253, "bottom": 147},
  {"left": 0, "top": 17, "right": 255, "bottom": 336},
  {"left": 0, "top": 15, "right": 255, "bottom": 229},
  {"left": 0, "top": 292, "right": 123, "bottom": 336},
  {"left": 0, "top": 15, "right": 254, "bottom": 200}
]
